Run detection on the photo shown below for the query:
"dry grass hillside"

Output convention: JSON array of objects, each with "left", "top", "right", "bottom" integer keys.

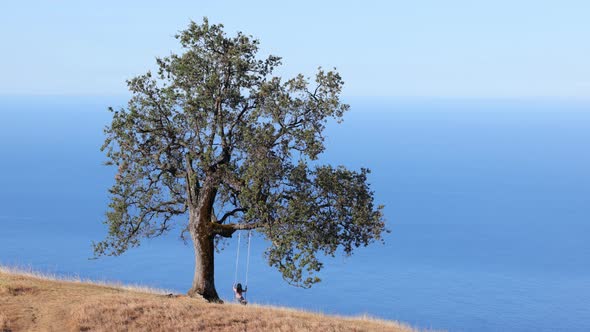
[{"left": 0, "top": 266, "right": 418, "bottom": 332}]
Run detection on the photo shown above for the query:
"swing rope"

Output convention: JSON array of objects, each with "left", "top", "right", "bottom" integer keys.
[
  {"left": 245, "top": 230, "right": 252, "bottom": 287},
  {"left": 233, "top": 231, "right": 241, "bottom": 285},
  {"left": 234, "top": 230, "right": 253, "bottom": 287}
]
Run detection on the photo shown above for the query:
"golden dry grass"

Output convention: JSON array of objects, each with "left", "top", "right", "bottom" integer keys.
[
  {"left": 0, "top": 265, "right": 172, "bottom": 295},
  {"left": 0, "top": 312, "right": 9, "bottom": 332},
  {"left": 0, "top": 266, "right": 420, "bottom": 332}
]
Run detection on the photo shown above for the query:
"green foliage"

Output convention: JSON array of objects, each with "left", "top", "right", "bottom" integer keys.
[{"left": 95, "top": 18, "right": 386, "bottom": 288}]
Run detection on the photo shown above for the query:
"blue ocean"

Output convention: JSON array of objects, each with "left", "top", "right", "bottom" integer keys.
[{"left": 1, "top": 97, "right": 589, "bottom": 331}]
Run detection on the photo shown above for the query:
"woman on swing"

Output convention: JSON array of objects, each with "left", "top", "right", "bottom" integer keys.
[
  {"left": 233, "top": 230, "right": 252, "bottom": 305},
  {"left": 233, "top": 283, "right": 248, "bottom": 305}
]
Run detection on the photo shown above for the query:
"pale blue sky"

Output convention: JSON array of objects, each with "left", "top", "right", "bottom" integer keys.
[{"left": 1, "top": 0, "right": 588, "bottom": 98}]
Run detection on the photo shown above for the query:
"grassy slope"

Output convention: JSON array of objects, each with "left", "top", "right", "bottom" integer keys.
[{"left": 0, "top": 267, "right": 417, "bottom": 332}]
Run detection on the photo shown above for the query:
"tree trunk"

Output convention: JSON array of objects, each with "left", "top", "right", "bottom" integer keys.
[
  {"left": 186, "top": 180, "right": 222, "bottom": 303},
  {"left": 187, "top": 224, "right": 221, "bottom": 302}
]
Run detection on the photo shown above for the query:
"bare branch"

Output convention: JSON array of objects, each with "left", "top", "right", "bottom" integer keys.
[{"left": 217, "top": 207, "right": 247, "bottom": 224}]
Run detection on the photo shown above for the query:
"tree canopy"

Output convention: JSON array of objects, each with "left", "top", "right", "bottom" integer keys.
[{"left": 95, "top": 18, "right": 386, "bottom": 299}]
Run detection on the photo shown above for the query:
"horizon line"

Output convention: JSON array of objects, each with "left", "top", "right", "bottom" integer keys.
[{"left": 0, "top": 93, "right": 589, "bottom": 103}]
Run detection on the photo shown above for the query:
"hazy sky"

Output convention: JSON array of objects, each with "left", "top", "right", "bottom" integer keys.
[{"left": 1, "top": 1, "right": 588, "bottom": 98}]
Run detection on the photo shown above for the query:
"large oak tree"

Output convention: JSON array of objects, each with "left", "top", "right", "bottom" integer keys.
[{"left": 95, "top": 19, "right": 386, "bottom": 303}]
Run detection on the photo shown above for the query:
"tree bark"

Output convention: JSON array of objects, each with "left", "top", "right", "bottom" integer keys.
[
  {"left": 187, "top": 221, "right": 221, "bottom": 302},
  {"left": 186, "top": 179, "right": 223, "bottom": 303}
]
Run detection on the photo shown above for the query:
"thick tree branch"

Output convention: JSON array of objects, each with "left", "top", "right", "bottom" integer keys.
[{"left": 211, "top": 222, "right": 261, "bottom": 237}]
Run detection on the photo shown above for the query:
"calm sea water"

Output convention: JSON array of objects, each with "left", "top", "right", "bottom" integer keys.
[{"left": 1, "top": 97, "right": 589, "bottom": 331}]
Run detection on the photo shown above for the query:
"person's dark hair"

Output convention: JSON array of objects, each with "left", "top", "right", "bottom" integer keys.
[{"left": 236, "top": 283, "right": 243, "bottom": 292}]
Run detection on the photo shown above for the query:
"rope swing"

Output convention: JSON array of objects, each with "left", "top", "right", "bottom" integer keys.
[
  {"left": 233, "top": 228, "right": 253, "bottom": 305},
  {"left": 234, "top": 230, "right": 252, "bottom": 287}
]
